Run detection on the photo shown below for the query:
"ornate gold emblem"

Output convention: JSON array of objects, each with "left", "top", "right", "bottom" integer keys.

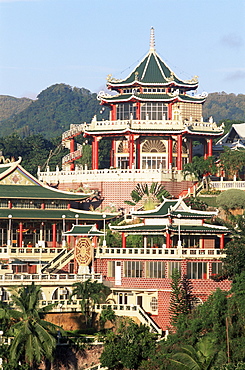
[{"left": 75, "top": 238, "right": 92, "bottom": 266}]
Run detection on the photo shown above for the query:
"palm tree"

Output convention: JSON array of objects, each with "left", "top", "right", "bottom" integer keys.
[
  {"left": 71, "top": 278, "right": 111, "bottom": 326},
  {"left": 0, "top": 283, "right": 61, "bottom": 369},
  {"left": 125, "top": 182, "right": 171, "bottom": 210},
  {"left": 170, "top": 336, "right": 219, "bottom": 370}
]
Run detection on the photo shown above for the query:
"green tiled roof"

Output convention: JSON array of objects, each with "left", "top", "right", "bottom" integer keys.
[
  {"left": 64, "top": 225, "right": 104, "bottom": 236},
  {"left": 100, "top": 93, "right": 204, "bottom": 104},
  {"left": 0, "top": 209, "right": 116, "bottom": 221},
  {"left": 169, "top": 225, "right": 228, "bottom": 233},
  {"left": 171, "top": 211, "right": 215, "bottom": 219},
  {"left": 107, "top": 51, "right": 198, "bottom": 88},
  {"left": 111, "top": 224, "right": 167, "bottom": 233},
  {"left": 0, "top": 166, "right": 11, "bottom": 174},
  {"left": 0, "top": 185, "right": 88, "bottom": 200},
  {"left": 133, "top": 200, "right": 178, "bottom": 217}
]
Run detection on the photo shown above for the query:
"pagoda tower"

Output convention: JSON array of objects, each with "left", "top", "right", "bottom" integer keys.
[
  {"left": 83, "top": 27, "right": 222, "bottom": 172},
  {"left": 39, "top": 28, "right": 223, "bottom": 210}
]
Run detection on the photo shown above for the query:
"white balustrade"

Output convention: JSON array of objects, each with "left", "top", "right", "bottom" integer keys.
[{"left": 96, "top": 247, "right": 226, "bottom": 260}]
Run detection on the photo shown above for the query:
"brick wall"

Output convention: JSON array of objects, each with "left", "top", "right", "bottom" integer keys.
[{"left": 58, "top": 180, "right": 195, "bottom": 211}]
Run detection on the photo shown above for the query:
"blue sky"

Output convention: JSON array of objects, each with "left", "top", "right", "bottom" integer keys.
[{"left": 0, "top": 0, "right": 244, "bottom": 98}]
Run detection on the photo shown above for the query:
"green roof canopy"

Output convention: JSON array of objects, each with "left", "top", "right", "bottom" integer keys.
[
  {"left": 63, "top": 224, "right": 104, "bottom": 236},
  {"left": 0, "top": 185, "right": 88, "bottom": 200}
]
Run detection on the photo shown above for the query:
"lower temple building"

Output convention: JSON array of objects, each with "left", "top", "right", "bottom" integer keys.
[{"left": 0, "top": 159, "right": 230, "bottom": 333}]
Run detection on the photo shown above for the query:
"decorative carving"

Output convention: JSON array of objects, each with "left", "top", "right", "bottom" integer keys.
[{"left": 75, "top": 238, "right": 92, "bottom": 266}]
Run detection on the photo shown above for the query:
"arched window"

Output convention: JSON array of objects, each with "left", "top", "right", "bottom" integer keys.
[{"left": 142, "top": 140, "right": 166, "bottom": 153}]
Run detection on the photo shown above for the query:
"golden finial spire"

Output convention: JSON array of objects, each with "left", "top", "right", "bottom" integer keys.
[{"left": 150, "top": 27, "right": 155, "bottom": 52}]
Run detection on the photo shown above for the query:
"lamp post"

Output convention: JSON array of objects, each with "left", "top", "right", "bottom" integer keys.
[
  {"left": 62, "top": 215, "right": 66, "bottom": 247},
  {"left": 102, "top": 213, "right": 106, "bottom": 247},
  {"left": 7, "top": 215, "right": 12, "bottom": 247},
  {"left": 177, "top": 213, "right": 181, "bottom": 248},
  {"left": 75, "top": 214, "right": 79, "bottom": 225}
]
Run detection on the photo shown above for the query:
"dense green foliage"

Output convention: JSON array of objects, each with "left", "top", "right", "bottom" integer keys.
[
  {"left": 182, "top": 156, "right": 217, "bottom": 184},
  {"left": 203, "top": 92, "right": 245, "bottom": 124},
  {"left": 0, "top": 133, "right": 67, "bottom": 175},
  {"left": 0, "top": 84, "right": 109, "bottom": 139},
  {"left": 71, "top": 279, "right": 111, "bottom": 326},
  {"left": 100, "top": 318, "right": 157, "bottom": 370},
  {"left": 216, "top": 189, "right": 245, "bottom": 210},
  {"left": 0, "top": 283, "right": 60, "bottom": 369},
  {"left": 219, "top": 147, "right": 245, "bottom": 180}
]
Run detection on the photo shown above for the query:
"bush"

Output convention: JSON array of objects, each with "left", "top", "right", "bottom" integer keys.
[{"left": 217, "top": 189, "right": 245, "bottom": 210}]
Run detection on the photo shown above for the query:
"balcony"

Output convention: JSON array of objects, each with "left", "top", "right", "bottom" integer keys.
[
  {"left": 0, "top": 273, "right": 103, "bottom": 286},
  {"left": 95, "top": 247, "right": 226, "bottom": 260}
]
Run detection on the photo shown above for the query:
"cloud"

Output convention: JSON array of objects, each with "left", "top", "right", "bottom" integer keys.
[
  {"left": 220, "top": 33, "right": 244, "bottom": 49},
  {"left": 224, "top": 69, "right": 245, "bottom": 81}
]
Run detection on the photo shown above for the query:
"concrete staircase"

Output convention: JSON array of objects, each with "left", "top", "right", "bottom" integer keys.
[{"left": 41, "top": 248, "right": 74, "bottom": 273}]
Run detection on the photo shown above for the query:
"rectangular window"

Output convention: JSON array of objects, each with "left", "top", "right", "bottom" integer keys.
[
  {"left": 146, "top": 261, "right": 165, "bottom": 278},
  {"left": 117, "top": 103, "right": 136, "bottom": 120},
  {"left": 141, "top": 102, "right": 168, "bottom": 120},
  {"left": 124, "top": 261, "right": 143, "bottom": 278},
  {"left": 187, "top": 262, "right": 207, "bottom": 279},
  {"left": 108, "top": 261, "right": 116, "bottom": 277},
  {"left": 211, "top": 262, "right": 222, "bottom": 276},
  {"left": 168, "top": 262, "right": 181, "bottom": 278}
]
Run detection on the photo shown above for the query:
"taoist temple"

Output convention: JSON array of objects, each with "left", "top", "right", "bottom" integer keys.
[{"left": 0, "top": 29, "right": 230, "bottom": 334}]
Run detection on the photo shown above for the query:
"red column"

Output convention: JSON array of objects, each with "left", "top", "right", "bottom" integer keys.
[
  {"left": 177, "top": 134, "right": 182, "bottom": 170},
  {"left": 19, "top": 222, "right": 23, "bottom": 248},
  {"left": 41, "top": 202, "right": 45, "bottom": 210},
  {"left": 207, "top": 139, "right": 213, "bottom": 157},
  {"left": 128, "top": 134, "right": 134, "bottom": 169},
  {"left": 136, "top": 101, "right": 141, "bottom": 120},
  {"left": 166, "top": 230, "right": 171, "bottom": 248},
  {"left": 168, "top": 102, "right": 173, "bottom": 120},
  {"left": 168, "top": 136, "right": 173, "bottom": 169},
  {"left": 70, "top": 138, "right": 75, "bottom": 171},
  {"left": 122, "top": 232, "right": 126, "bottom": 248},
  {"left": 52, "top": 223, "right": 56, "bottom": 248},
  {"left": 220, "top": 234, "right": 225, "bottom": 249},
  {"left": 92, "top": 136, "right": 99, "bottom": 170},
  {"left": 136, "top": 137, "right": 141, "bottom": 169},
  {"left": 111, "top": 105, "right": 117, "bottom": 121},
  {"left": 111, "top": 140, "right": 116, "bottom": 167}
]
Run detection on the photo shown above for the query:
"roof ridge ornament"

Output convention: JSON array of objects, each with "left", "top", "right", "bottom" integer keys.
[{"left": 150, "top": 27, "right": 155, "bottom": 52}]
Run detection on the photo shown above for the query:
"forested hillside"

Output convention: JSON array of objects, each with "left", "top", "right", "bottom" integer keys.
[
  {"left": 0, "top": 86, "right": 244, "bottom": 139},
  {"left": 0, "top": 84, "right": 109, "bottom": 139},
  {"left": 203, "top": 92, "right": 245, "bottom": 123},
  {"left": 0, "top": 95, "right": 32, "bottom": 122}
]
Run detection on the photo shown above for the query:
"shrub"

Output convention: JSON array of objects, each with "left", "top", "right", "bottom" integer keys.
[{"left": 216, "top": 189, "right": 245, "bottom": 210}]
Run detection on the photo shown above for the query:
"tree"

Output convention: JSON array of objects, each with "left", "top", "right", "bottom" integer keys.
[
  {"left": 219, "top": 147, "right": 245, "bottom": 180},
  {"left": 100, "top": 318, "right": 157, "bottom": 370},
  {"left": 125, "top": 182, "right": 171, "bottom": 210},
  {"left": 170, "top": 336, "right": 219, "bottom": 370},
  {"left": 182, "top": 156, "right": 216, "bottom": 187},
  {"left": 216, "top": 214, "right": 245, "bottom": 280},
  {"left": 0, "top": 283, "right": 60, "bottom": 369},
  {"left": 71, "top": 278, "right": 111, "bottom": 326},
  {"left": 169, "top": 269, "right": 196, "bottom": 326},
  {"left": 99, "top": 306, "right": 116, "bottom": 330}
]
